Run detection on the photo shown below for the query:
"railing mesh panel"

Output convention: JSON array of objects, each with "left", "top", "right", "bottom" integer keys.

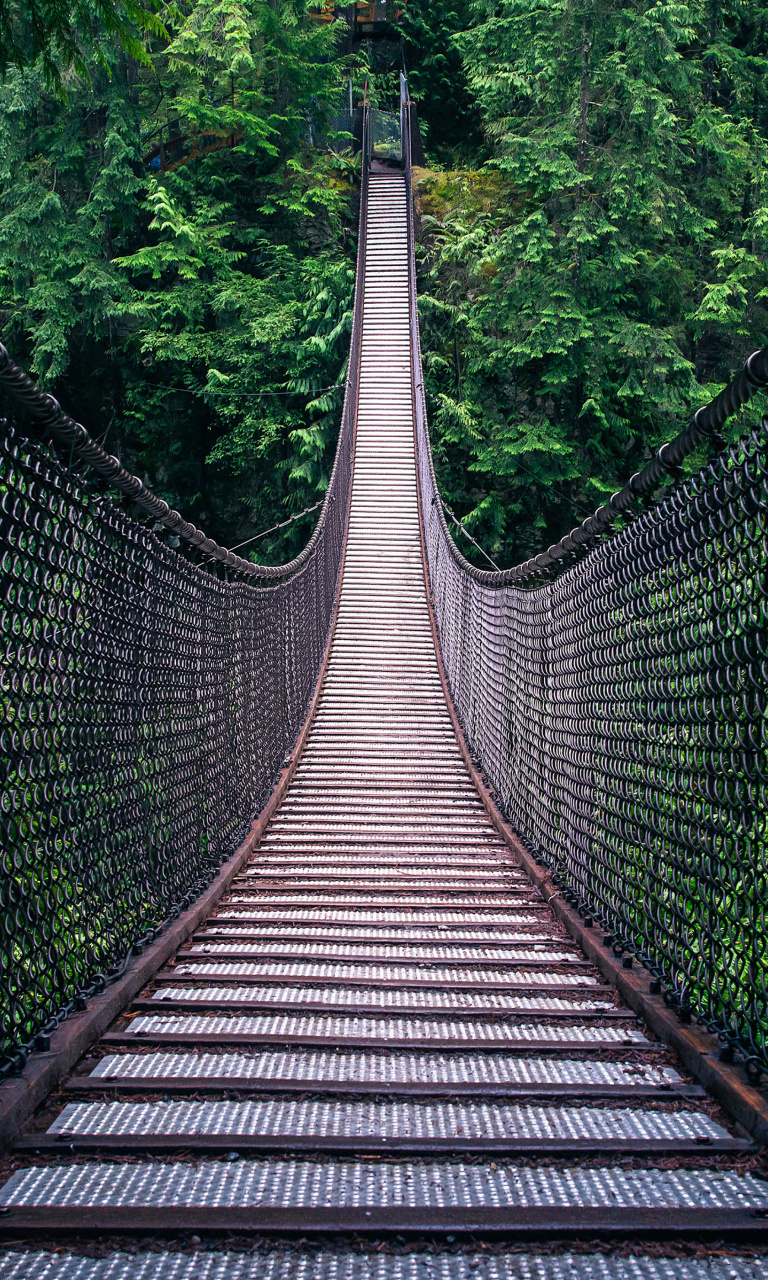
[
  {"left": 415, "top": 386, "right": 768, "bottom": 1066},
  {"left": 0, "top": 107, "right": 371, "bottom": 1076},
  {"left": 0, "top": 117, "right": 369, "bottom": 1076},
  {"left": 403, "top": 83, "right": 767, "bottom": 1073},
  {"left": 0, "top": 413, "right": 352, "bottom": 1071}
]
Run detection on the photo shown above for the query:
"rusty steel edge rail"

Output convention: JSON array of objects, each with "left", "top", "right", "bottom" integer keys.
[
  {"left": 0, "top": 109, "right": 370, "bottom": 1084},
  {"left": 0, "top": 203, "right": 363, "bottom": 583},
  {"left": 403, "top": 105, "right": 768, "bottom": 585},
  {"left": 0, "top": 118, "right": 369, "bottom": 1132},
  {"left": 0, "top": 475, "right": 353, "bottom": 1145}
]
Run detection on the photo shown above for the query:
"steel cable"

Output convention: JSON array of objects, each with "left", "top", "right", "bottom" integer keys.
[
  {"left": 0, "top": 124, "right": 369, "bottom": 1079},
  {"left": 403, "top": 102, "right": 768, "bottom": 1075}
]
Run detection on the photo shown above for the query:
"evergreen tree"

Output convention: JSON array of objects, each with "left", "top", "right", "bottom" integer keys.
[
  {"left": 397, "top": 0, "right": 484, "bottom": 164},
  {"left": 0, "top": 1, "right": 357, "bottom": 559},
  {"left": 3, "top": 0, "right": 767, "bottom": 570},
  {"left": 416, "top": 0, "right": 768, "bottom": 567},
  {"left": 0, "top": 0, "right": 163, "bottom": 93}
]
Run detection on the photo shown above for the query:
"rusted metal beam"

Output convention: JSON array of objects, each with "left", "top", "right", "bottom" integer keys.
[{"left": 1, "top": 1205, "right": 766, "bottom": 1239}]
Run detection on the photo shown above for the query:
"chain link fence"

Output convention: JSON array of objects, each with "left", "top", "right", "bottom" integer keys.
[
  {"left": 403, "top": 111, "right": 768, "bottom": 1072},
  {"left": 418, "top": 414, "right": 767, "bottom": 1068},
  {"left": 369, "top": 109, "right": 401, "bottom": 162},
  {"left": 0, "top": 134, "right": 368, "bottom": 1078}
]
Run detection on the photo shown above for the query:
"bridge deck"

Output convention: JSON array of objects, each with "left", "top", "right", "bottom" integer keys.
[{"left": 1, "top": 173, "right": 766, "bottom": 1275}]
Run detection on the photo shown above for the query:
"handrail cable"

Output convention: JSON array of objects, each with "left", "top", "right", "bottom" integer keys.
[
  {"left": 0, "top": 369, "right": 346, "bottom": 583},
  {"left": 0, "top": 105, "right": 372, "bottom": 1077},
  {"left": 225, "top": 500, "right": 324, "bottom": 554},
  {"left": 404, "top": 92, "right": 768, "bottom": 1073},
  {"left": 437, "top": 493, "right": 500, "bottom": 571}
]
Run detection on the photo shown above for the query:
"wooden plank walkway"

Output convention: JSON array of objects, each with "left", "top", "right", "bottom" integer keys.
[{"left": 1, "top": 171, "right": 767, "bottom": 1277}]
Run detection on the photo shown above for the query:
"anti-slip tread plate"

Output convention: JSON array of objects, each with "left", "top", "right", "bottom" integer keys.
[
  {"left": 226, "top": 896, "right": 529, "bottom": 905},
  {"left": 124, "top": 1014, "right": 647, "bottom": 1044},
  {"left": 240, "top": 881, "right": 520, "bottom": 891},
  {"left": 90, "top": 1052, "right": 679, "bottom": 1087},
  {"left": 0, "top": 1254, "right": 765, "bottom": 1280},
  {"left": 198, "top": 928, "right": 562, "bottom": 945},
  {"left": 188, "top": 944, "right": 581, "bottom": 962},
  {"left": 2, "top": 1162, "right": 765, "bottom": 1209},
  {"left": 249, "top": 856, "right": 513, "bottom": 864},
  {"left": 170, "top": 963, "right": 596, "bottom": 986},
  {"left": 212, "top": 912, "right": 546, "bottom": 926},
  {"left": 49, "top": 1099, "right": 725, "bottom": 1142},
  {"left": 149, "top": 987, "right": 614, "bottom": 1013}
]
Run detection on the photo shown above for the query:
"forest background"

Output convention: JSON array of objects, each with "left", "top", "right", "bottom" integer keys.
[{"left": 1, "top": 0, "right": 767, "bottom": 568}]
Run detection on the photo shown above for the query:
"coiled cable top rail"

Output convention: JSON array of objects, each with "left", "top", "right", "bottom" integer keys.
[
  {"left": 0, "top": 347, "right": 347, "bottom": 582},
  {"left": 403, "top": 96, "right": 768, "bottom": 1074},
  {"left": 414, "top": 324, "right": 768, "bottom": 584},
  {"left": 400, "top": 96, "right": 768, "bottom": 585}
]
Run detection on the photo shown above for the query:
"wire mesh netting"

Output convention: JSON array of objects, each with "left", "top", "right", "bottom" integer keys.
[
  {"left": 400, "top": 107, "right": 768, "bottom": 1073},
  {"left": 413, "top": 348, "right": 768, "bottom": 1070},
  {"left": 0, "top": 140, "right": 366, "bottom": 1074},
  {"left": 0, "top": 407, "right": 353, "bottom": 1072}
]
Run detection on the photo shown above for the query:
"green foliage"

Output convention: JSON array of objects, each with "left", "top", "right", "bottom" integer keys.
[
  {"left": 397, "top": 0, "right": 484, "bottom": 164},
  {"left": 0, "top": 0, "right": 164, "bottom": 93},
  {"left": 3, "top": 0, "right": 767, "bottom": 573},
  {"left": 415, "top": 0, "right": 768, "bottom": 569},
  {"left": 0, "top": 0, "right": 358, "bottom": 560}
]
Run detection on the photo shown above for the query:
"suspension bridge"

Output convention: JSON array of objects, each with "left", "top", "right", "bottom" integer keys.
[{"left": 0, "top": 93, "right": 767, "bottom": 1277}]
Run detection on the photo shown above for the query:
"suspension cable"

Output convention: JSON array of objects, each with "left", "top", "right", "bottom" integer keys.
[
  {"left": 227, "top": 501, "right": 324, "bottom": 554},
  {"left": 148, "top": 382, "right": 343, "bottom": 400},
  {"left": 437, "top": 494, "right": 500, "bottom": 571}
]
